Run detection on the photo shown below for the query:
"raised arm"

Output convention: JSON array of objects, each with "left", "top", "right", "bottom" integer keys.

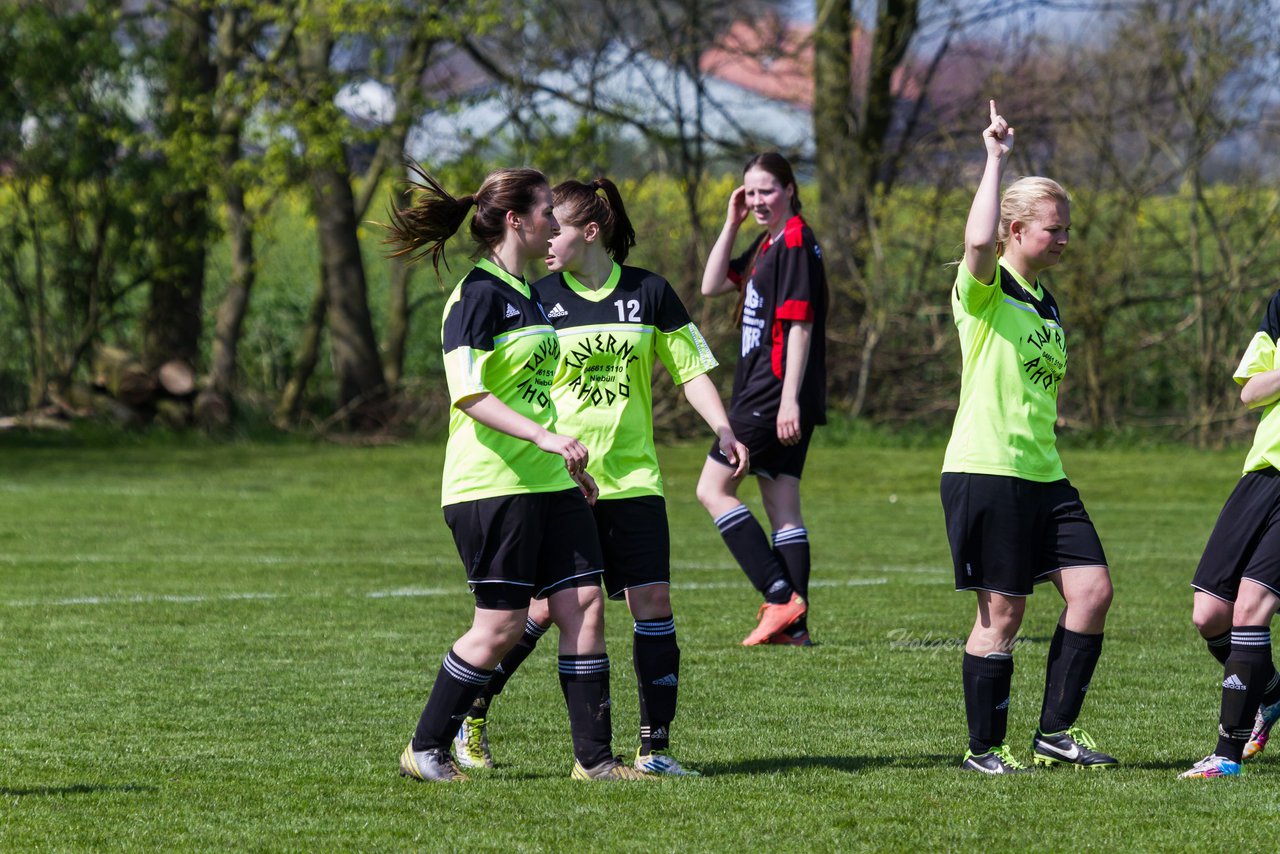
[
  {"left": 702, "top": 186, "right": 749, "bottom": 296},
  {"left": 964, "top": 100, "right": 1014, "bottom": 286}
]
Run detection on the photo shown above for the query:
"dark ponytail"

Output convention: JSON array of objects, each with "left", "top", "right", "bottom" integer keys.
[
  {"left": 382, "top": 162, "right": 548, "bottom": 275},
  {"left": 551, "top": 177, "right": 636, "bottom": 263}
]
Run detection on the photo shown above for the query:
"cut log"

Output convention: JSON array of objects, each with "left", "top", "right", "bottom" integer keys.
[
  {"left": 193, "top": 389, "right": 232, "bottom": 431},
  {"left": 93, "top": 346, "right": 155, "bottom": 407},
  {"left": 157, "top": 360, "right": 197, "bottom": 397},
  {"left": 0, "top": 413, "right": 71, "bottom": 432}
]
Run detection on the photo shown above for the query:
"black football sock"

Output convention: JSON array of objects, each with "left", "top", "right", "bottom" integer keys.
[
  {"left": 1205, "top": 630, "right": 1231, "bottom": 666},
  {"left": 411, "top": 649, "right": 494, "bottom": 752},
  {"left": 559, "top": 653, "right": 613, "bottom": 768},
  {"left": 715, "top": 504, "right": 792, "bottom": 603},
  {"left": 1038, "top": 626, "right": 1104, "bottom": 734},
  {"left": 467, "top": 617, "right": 549, "bottom": 718},
  {"left": 1216, "top": 627, "right": 1273, "bottom": 762},
  {"left": 963, "top": 652, "right": 1013, "bottom": 755},
  {"left": 633, "top": 615, "right": 679, "bottom": 754},
  {"left": 773, "top": 527, "right": 811, "bottom": 632}
]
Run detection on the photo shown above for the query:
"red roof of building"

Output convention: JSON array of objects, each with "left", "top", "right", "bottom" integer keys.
[{"left": 699, "top": 15, "right": 920, "bottom": 109}]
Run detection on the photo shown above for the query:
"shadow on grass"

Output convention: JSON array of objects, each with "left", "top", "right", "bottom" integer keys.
[
  {"left": 0, "top": 783, "right": 158, "bottom": 797},
  {"left": 1117, "top": 759, "right": 1217, "bottom": 772},
  {"left": 692, "top": 754, "right": 888, "bottom": 775}
]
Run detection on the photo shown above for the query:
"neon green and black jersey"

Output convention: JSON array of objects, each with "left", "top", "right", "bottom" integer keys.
[
  {"left": 1235, "top": 290, "right": 1280, "bottom": 475},
  {"left": 943, "top": 259, "right": 1067, "bottom": 482},
  {"left": 532, "top": 263, "right": 717, "bottom": 499},
  {"left": 440, "top": 258, "right": 573, "bottom": 506}
]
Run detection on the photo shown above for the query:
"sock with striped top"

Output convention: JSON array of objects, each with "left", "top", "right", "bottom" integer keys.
[
  {"left": 773, "top": 527, "right": 810, "bottom": 634},
  {"left": 1216, "top": 626, "right": 1274, "bottom": 762},
  {"left": 1205, "top": 630, "right": 1231, "bottom": 666},
  {"left": 411, "top": 649, "right": 494, "bottom": 751},
  {"left": 560, "top": 653, "right": 613, "bottom": 768},
  {"left": 714, "top": 504, "right": 792, "bottom": 603},
  {"left": 633, "top": 615, "right": 679, "bottom": 753}
]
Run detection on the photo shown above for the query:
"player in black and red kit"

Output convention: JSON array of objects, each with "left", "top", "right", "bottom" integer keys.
[{"left": 696, "top": 152, "right": 828, "bottom": 646}]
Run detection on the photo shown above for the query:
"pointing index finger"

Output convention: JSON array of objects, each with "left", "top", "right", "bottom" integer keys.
[{"left": 989, "top": 99, "right": 998, "bottom": 122}]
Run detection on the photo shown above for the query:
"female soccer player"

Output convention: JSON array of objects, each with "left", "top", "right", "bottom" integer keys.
[
  {"left": 383, "top": 165, "right": 646, "bottom": 782},
  {"left": 453, "top": 177, "right": 748, "bottom": 776},
  {"left": 695, "top": 152, "right": 828, "bottom": 646},
  {"left": 1182, "top": 291, "right": 1280, "bottom": 779},
  {"left": 941, "top": 102, "right": 1117, "bottom": 774}
]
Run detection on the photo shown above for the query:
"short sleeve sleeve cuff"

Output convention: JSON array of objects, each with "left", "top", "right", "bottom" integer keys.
[
  {"left": 658, "top": 323, "right": 719, "bottom": 384},
  {"left": 1235, "top": 330, "right": 1275, "bottom": 385},
  {"left": 444, "top": 346, "right": 492, "bottom": 404},
  {"left": 775, "top": 299, "right": 814, "bottom": 322},
  {"left": 953, "top": 260, "right": 1000, "bottom": 311}
]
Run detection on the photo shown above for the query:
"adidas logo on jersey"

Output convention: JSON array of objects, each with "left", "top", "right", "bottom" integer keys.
[
  {"left": 651, "top": 673, "right": 679, "bottom": 687},
  {"left": 547, "top": 302, "right": 568, "bottom": 318},
  {"left": 1224, "top": 674, "right": 1248, "bottom": 691},
  {"left": 504, "top": 303, "right": 520, "bottom": 319}
]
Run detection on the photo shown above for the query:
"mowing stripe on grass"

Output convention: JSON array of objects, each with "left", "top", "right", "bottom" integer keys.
[{"left": 1, "top": 576, "right": 900, "bottom": 608}]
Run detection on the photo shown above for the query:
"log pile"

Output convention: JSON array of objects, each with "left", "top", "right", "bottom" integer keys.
[
  {"left": 0, "top": 343, "right": 236, "bottom": 433},
  {"left": 62, "top": 345, "right": 230, "bottom": 430},
  {"left": 0, "top": 345, "right": 234, "bottom": 433}
]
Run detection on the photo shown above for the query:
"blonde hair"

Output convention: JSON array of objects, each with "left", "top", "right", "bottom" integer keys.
[{"left": 998, "top": 177, "right": 1070, "bottom": 255}]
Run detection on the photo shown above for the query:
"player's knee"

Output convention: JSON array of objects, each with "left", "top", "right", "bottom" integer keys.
[
  {"left": 628, "top": 585, "right": 671, "bottom": 620},
  {"left": 694, "top": 478, "right": 722, "bottom": 512},
  {"left": 1233, "top": 594, "right": 1279, "bottom": 627},
  {"left": 1064, "top": 575, "right": 1112, "bottom": 619},
  {"left": 1087, "top": 581, "right": 1114, "bottom": 617},
  {"left": 551, "top": 585, "right": 605, "bottom": 635},
  {"left": 1192, "top": 606, "right": 1229, "bottom": 637},
  {"left": 489, "top": 617, "right": 527, "bottom": 653},
  {"left": 527, "top": 596, "right": 552, "bottom": 627}
]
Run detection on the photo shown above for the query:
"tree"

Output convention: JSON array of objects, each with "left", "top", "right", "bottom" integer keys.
[
  {"left": 1048, "top": 0, "right": 1280, "bottom": 441},
  {"left": 140, "top": 2, "right": 218, "bottom": 373},
  {"left": 273, "top": 1, "right": 453, "bottom": 427},
  {"left": 0, "top": 1, "right": 156, "bottom": 408}
]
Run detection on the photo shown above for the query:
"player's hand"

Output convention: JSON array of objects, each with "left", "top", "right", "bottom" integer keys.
[
  {"left": 572, "top": 470, "right": 599, "bottom": 505},
  {"left": 537, "top": 431, "right": 589, "bottom": 476},
  {"left": 984, "top": 99, "right": 1014, "bottom": 159},
  {"left": 718, "top": 429, "right": 750, "bottom": 479},
  {"left": 727, "top": 185, "right": 749, "bottom": 226},
  {"left": 776, "top": 401, "right": 802, "bottom": 446}
]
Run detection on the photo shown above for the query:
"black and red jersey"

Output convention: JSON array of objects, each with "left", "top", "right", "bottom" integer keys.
[{"left": 726, "top": 215, "right": 828, "bottom": 426}]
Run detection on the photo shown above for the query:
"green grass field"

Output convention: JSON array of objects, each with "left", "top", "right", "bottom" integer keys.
[{"left": 1, "top": 434, "right": 1276, "bottom": 851}]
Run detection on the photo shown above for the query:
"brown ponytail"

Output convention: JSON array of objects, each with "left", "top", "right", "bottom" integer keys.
[
  {"left": 382, "top": 161, "right": 548, "bottom": 275},
  {"left": 551, "top": 177, "right": 636, "bottom": 263}
]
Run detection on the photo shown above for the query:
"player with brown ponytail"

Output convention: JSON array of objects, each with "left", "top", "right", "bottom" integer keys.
[
  {"left": 384, "top": 165, "right": 647, "bottom": 782},
  {"left": 453, "top": 177, "right": 746, "bottom": 777}
]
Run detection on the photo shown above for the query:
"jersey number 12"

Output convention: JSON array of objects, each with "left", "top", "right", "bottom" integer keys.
[{"left": 614, "top": 299, "right": 640, "bottom": 322}]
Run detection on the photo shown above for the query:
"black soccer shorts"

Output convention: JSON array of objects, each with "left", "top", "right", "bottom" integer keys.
[
  {"left": 443, "top": 487, "right": 604, "bottom": 609},
  {"left": 941, "top": 472, "right": 1108, "bottom": 597},
  {"left": 1192, "top": 467, "right": 1280, "bottom": 602}
]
